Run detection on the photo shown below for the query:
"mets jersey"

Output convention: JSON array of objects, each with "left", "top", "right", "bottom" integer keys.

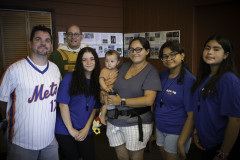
[{"left": 0, "top": 56, "right": 61, "bottom": 150}]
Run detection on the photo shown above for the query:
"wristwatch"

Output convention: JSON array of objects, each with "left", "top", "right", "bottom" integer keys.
[{"left": 121, "top": 98, "right": 126, "bottom": 106}]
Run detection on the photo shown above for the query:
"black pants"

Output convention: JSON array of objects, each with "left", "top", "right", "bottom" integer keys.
[
  {"left": 188, "top": 132, "right": 240, "bottom": 160},
  {"left": 56, "top": 133, "right": 95, "bottom": 160}
]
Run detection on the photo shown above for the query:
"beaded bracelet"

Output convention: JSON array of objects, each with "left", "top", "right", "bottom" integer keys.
[{"left": 216, "top": 150, "right": 229, "bottom": 160}]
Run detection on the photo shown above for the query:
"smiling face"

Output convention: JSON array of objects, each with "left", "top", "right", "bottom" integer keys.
[
  {"left": 30, "top": 31, "right": 51, "bottom": 56},
  {"left": 66, "top": 25, "right": 83, "bottom": 50},
  {"left": 129, "top": 40, "right": 149, "bottom": 64},
  {"left": 202, "top": 40, "right": 229, "bottom": 67},
  {"left": 162, "top": 47, "right": 184, "bottom": 70},
  {"left": 82, "top": 51, "right": 96, "bottom": 73}
]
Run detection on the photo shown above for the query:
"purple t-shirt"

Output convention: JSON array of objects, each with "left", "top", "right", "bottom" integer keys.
[
  {"left": 155, "top": 69, "right": 195, "bottom": 134},
  {"left": 55, "top": 72, "right": 100, "bottom": 135},
  {"left": 193, "top": 72, "right": 240, "bottom": 149},
  {"left": 108, "top": 62, "right": 162, "bottom": 127}
]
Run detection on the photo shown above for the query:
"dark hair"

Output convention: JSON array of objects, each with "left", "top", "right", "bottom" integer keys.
[
  {"left": 69, "top": 47, "right": 100, "bottom": 101},
  {"left": 105, "top": 50, "right": 120, "bottom": 60},
  {"left": 159, "top": 41, "right": 190, "bottom": 83},
  {"left": 30, "top": 25, "right": 52, "bottom": 42},
  {"left": 192, "top": 35, "right": 239, "bottom": 98},
  {"left": 128, "top": 37, "right": 151, "bottom": 59},
  {"left": 66, "top": 25, "right": 82, "bottom": 35}
]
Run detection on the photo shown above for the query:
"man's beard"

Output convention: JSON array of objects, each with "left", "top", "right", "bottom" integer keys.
[{"left": 35, "top": 46, "right": 50, "bottom": 56}]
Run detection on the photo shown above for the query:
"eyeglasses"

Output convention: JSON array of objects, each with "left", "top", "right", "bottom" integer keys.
[
  {"left": 128, "top": 47, "right": 145, "bottom": 54},
  {"left": 67, "top": 32, "right": 81, "bottom": 37},
  {"left": 161, "top": 52, "right": 179, "bottom": 61}
]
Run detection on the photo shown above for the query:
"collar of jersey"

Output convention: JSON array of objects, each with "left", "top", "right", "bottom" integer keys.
[{"left": 25, "top": 57, "right": 49, "bottom": 74}]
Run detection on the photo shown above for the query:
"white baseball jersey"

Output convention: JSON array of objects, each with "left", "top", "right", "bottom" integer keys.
[{"left": 0, "top": 56, "right": 61, "bottom": 150}]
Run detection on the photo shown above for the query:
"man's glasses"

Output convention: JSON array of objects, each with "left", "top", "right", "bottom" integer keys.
[
  {"left": 67, "top": 32, "right": 81, "bottom": 37},
  {"left": 128, "top": 47, "right": 145, "bottom": 54},
  {"left": 161, "top": 52, "right": 180, "bottom": 61}
]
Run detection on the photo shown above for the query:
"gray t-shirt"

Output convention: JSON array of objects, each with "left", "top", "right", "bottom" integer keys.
[{"left": 108, "top": 62, "right": 162, "bottom": 127}]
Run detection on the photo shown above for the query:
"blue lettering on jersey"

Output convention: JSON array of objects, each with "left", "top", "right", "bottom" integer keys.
[{"left": 28, "top": 82, "right": 58, "bottom": 103}]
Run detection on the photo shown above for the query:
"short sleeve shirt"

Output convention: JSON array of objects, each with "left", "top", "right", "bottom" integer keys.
[
  {"left": 108, "top": 62, "right": 162, "bottom": 127},
  {"left": 55, "top": 72, "right": 100, "bottom": 135},
  {"left": 154, "top": 70, "right": 196, "bottom": 134},
  {"left": 193, "top": 72, "right": 240, "bottom": 149}
]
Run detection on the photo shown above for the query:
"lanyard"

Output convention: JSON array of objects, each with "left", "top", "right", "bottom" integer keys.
[
  {"left": 160, "top": 77, "right": 178, "bottom": 107},
  {"left": 197, "top": 88, "right": 204, "bottom": 112},
  {"left": 85, "top": 95, "right": 91, "bottom": 111},
  {"left": 197, "top": 76, "right": 211, "bottom": 112}
]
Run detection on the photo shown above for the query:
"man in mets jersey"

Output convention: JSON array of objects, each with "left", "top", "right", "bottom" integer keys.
[{"left": 0, "top": 25, "right": 61, "bottom": 160}]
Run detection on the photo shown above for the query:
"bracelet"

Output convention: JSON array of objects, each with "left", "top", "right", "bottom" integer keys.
[{"left": 216, "top": 150, "right": 229, "bottom": 160}]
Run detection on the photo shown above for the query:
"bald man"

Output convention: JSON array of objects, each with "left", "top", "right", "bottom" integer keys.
[{"left": 49, "top": 25, "right": 87, "bottom": 77}]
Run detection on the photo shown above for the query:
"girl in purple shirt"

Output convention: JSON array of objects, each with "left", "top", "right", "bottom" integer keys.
[
  {"left": 192, "top": 35, "right": 240, "bottom": 160},
  {"left": 155, "top": 41, "right": 195, "bottom": 160},
  {"left": 55, "top": 47, "right": 101, "bottom": 160}
]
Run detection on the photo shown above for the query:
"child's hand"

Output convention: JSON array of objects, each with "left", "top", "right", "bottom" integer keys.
[
  {"left": 193, "top": 133, "right": 206, "bottom": 150},
  {"left": 68, "top": 128, "right": 79, "bottom": 138},
  {"left": 105, "top": 87, "right": 112, "bottom": 92},
  {"left": 75, "top": 127, "right": 88, "bottom": 141}
]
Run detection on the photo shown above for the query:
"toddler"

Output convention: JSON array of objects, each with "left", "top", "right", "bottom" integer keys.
[{"left": 99, "top": 50, "right": 120, "bottom": 125}]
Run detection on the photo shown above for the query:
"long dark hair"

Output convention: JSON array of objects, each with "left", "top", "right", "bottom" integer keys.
[
  {"left": 159, "top": 41, "right": 190, "bottom": 83},
  {"left": 192, "top": 35, "right": 239, "bottom": 98},
  {"left": 69, "top": 47, "right": 100, "bottom": 101}
]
